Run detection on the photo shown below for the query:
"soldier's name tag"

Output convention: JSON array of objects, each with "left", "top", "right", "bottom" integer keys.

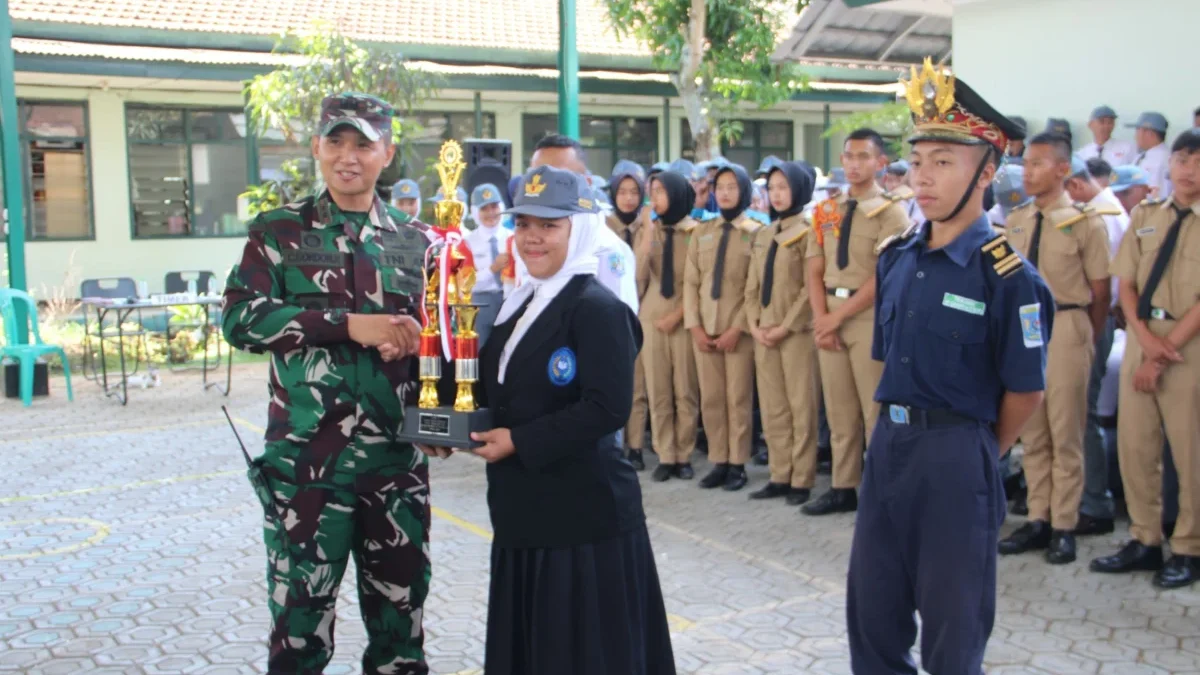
[
  {"left": 942, "top": 293, "right": 986, "bottom": 316},
  {"left": 1019, "top": 303, "right": 1044, "bottom": 348},
  {"left": 282, "top": 249, "right": 342, "bottom": 267},
  {"left": 1136, "top": 227, "right": 1156, "bottom": 237}
]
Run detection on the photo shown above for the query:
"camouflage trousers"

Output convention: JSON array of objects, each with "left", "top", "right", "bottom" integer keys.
[{"left": 262, "top": 476, "right": 431, "bottom": 675}]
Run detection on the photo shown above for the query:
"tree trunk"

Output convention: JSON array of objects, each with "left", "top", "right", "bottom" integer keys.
[{"left": 674, "top": 0, "right": 720, "bottom": 162}]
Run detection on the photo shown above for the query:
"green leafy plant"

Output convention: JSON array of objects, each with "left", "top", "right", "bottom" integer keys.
[
  {"left": 825, "top": 101, "right": 912, "bottom": 158},
  {"left": 606, "top": 0, "right": 812, "bottom": 160},
  {"left": 241, "top": 20, "right": 441, "bottom": 217}
]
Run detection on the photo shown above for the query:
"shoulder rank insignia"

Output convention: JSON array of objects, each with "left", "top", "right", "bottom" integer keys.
[
  {"left": 1140, "top": 196, "right": 1166, "bottom": 207},
  {"left": 982, "top": 234, "right": 1023, "bottom": 278},
  {"left": 875, "top": 220, "right": 921, "bottom": 255},
  {"left": 782, "top": 227, "right": 811, "bottom": 248},
  {"left": 867, "top": 186, "right": 915, "bottom": 218},
  {"left": 1055, "top": 203, "right": 1102, "bottom": 231}
]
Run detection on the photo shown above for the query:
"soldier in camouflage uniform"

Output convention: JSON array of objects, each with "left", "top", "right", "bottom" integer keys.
[{"left": 222, "top": 93, "right": 438, "bottom": 675}]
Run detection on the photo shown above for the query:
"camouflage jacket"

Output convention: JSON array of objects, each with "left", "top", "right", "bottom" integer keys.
[{"left": 222, "top": 190, "right": 433, "bottom": 489}]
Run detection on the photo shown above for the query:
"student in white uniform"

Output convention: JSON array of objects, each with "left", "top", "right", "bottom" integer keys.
[
  {"left": 1129, "top": 112, "right": 1172, "bottom": 197},
  {"left": 1064, "top": 156, "right": 1129, "bottom": 536},
  {"left": 465, "top": 182, "right": 512, "bottom": 347},
  {"left": 1077, "top": 106, "right": 1136, "bottom": 167}
]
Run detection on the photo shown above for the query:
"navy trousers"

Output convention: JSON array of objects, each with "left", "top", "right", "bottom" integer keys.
[{"left": 847, "top": 413, "right": 1006, "bottom": 675}]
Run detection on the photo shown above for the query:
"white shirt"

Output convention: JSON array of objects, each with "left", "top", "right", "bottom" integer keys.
[
  {"left": 464, "top": 224, "right": 512, "bottom": 294},
  {"left": 903, "top": 199, "right": 924, "bottom": 225},
  {"left": 1088, "top": 189, "right": 1129, "bottom": 306},
  {"left": 1076, "top": 138, "right": 1137, "bottom": 168},
  {"left": 511, "top": 224, "right": 639, "bottom": 314},
  {"left": 1135, "top": 142, "right": 1172, "bottom": 197},
  {"left": 987, "top": 203, "right": 1007, "bottom": 227}
]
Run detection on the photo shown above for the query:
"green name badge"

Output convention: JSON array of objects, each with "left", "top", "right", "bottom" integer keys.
[{"left": 942, "top": 292, "right": 986, "bottom": 316}]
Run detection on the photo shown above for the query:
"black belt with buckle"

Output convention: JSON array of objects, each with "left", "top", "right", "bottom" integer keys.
[
  {"left": 881, "top": 402, "right": 978, "bottom": 429},
  {"left": 1056, "top": 303, "right": 1088, "bottom": 312}
]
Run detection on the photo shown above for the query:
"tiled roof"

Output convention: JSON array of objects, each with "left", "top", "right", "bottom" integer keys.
[{"left": 10, "top": 0, "right": 648, "bottom": 58}]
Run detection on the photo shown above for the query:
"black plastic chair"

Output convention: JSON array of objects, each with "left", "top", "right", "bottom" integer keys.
[{"left": 79, "top": 277, "right": 149, "bottom": 380}]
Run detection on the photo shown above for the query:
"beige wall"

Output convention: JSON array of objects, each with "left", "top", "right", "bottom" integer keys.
[{"left": 13, "top": 76, "right": 871, "bottom": 296}]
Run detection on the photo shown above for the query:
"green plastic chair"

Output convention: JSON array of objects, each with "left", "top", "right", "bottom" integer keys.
[{"left": 0, "top": 288, "right": 74, "bottom": 406}]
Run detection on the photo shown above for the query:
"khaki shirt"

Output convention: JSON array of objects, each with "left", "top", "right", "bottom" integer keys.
[
  {"left": 1111, "top": 198, "right": 1200, "bottom": 321},
  {"left": 606, "top": 213, "right": 639, "bottom": 249},
  {"left": 684, "top": 213, "right": 761, "bottom": 335},
  {"left": 1005, "top": 192, "right": 1112, "bottom": 306},
  {"left": 805, "top": 183, "right": 909, "bottom": 291},
  {"left": 635, "top": 217, "right": 696, "bottom": 321},
  {"left": 745, "top": 213, "right": 812, "bottom": 333}
]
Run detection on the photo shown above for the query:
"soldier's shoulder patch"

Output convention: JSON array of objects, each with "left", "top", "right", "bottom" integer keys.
[{"left": 982, "top": 234, "right": 1023, "bottom": 278}]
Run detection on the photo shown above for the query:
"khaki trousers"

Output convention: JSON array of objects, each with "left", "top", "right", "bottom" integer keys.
[
  {"left": 1118, "top": 320, "right": 1200, "bottom": 555},
  {"left": 1023, "top": 310, "right": 1093, "bottom": 531},
  {"left": 642, "top": 319, "right": 699, "bottom": 464},
  {"left": 755, "top": 330, "right": 820, "bottom": 488},
  {"left": 695, "top": 334, "right": 755, "bottom": 465},
  {"left": 625, "top": 352, "right": 649, "bottom": 450},
  {"left": 817, "top": 298, "right": 882, "bottom": 489}
]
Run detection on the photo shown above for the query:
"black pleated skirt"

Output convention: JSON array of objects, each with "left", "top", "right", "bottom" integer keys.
[{"left": 485, "top": 524, "right": 677, "bottom": 675}]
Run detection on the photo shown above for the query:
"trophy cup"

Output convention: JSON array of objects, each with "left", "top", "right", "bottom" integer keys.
[{"left": 396, "top": 140, "right": 493, "bottom": 450}]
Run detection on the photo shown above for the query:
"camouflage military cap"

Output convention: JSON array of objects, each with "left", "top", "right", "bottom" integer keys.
[{"left": 319, "top": 92, "right": 395, "bottom": 143}]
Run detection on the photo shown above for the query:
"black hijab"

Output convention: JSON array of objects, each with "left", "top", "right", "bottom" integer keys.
[
  {"left": 609, "top": 173, "right": 645, "bottom": 226},
  {"left": 651, "top": 171, "right": 696, "bottom": 226},
  {"left": 766, "top": 161, "right": 816, "bottom": 222},
  {"left": 715, "top": 164, "right": 752, "bottom": 223}
]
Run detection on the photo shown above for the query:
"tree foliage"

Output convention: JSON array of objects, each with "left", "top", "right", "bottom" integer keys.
[
  {"left": 606, "top": 0, "right": 811, "bottom": 159},
  {"left": 825, "top": 101, "right": 912, "bottom": 158},
  {"left": 241, "top": 21, "right": 440, "bottom": 215}
]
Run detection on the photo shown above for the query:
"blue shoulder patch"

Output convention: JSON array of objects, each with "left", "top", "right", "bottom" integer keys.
[{"left": 548, "top": 346, "right": 577, "bottom": 386}]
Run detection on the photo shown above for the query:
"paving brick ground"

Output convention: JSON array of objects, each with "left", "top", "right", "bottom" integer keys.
[{"left": 2, "top": 364, "right": 1199, "bottom": 674}]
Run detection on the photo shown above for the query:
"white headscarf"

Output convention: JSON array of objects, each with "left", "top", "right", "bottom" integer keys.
[{"left": 495, "top": 211, "right": 602, "bottom": 383}]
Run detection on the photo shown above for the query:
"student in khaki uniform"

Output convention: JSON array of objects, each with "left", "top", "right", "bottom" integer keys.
[
  {"left": 685, "top": 164, "right": 760, "bottom": 492},
  {"left": 1092, "top": 129, "right": 1200, "bottom": 589},
  {"left": 609, "top": 161, "right": 651, "bottom": 469},
  {"left": 804, "top": 129, "right": 910, "bottom": 516},
  {"left": 745, "top": 161, "right": 820, "bottom": 505},
  {"left": 997, "top": 132, "right": 1112, "bottom": 566},
  {"left": 637, "top": 170, "right": 701, "bottom": 482}
]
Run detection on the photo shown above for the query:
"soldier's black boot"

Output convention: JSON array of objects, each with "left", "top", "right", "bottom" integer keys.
[
  {"left": 801, "top": 488, "right": 857, "bottom": 516},
  {"left": 699, "top": 463, "right": 729, "bottom": 489}
]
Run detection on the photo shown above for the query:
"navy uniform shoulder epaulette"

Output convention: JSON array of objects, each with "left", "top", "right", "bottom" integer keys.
[
  {"left": 982, "top": 234, "right": 1023, "bottom": 278},
  {"left": 874, "top": 220, "right": 921, "bottom": 255}
]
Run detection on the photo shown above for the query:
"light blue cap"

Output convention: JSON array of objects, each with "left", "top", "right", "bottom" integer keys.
[
  {"left": 648, "top": 161, "right": 671, "bottom": 175},
  {"left": 1110, "top": 165, "right": 1150, "bottom": 192},
  {"left": 471, "top": 182, "right": 504, "bottom": 208},
  {"left": 1069, "top": 156, "right": 1090, "bottom": 179},
  {"left": 992, "top": 164, "right": 1028, "bottom": 216},
  {"left": 755, "top": 155, "right": 785, "bottom": 177},
  {"left": 1090, "top": 105, "right": 1118, "bottom": 121},
  {"left": 611, "top": 159, "right": 646, "bottom": 182},
  {"left": 1128, "top": 112, "right": 1168, "bottom": 134},
  {"left": 430, "top": 186, "right": 468, "bottom": 204},
  {"left": 391, "top": 179, "right": 420, "bottom": 201},
  {"left": 588, "top": 172, "right": 609, "bottom": 190},
  {"left": 886, "top": 159, "right": 911, "bottom": 175},
  {"left": 668, "top": 158, "right": 697, "bottom": 180}
]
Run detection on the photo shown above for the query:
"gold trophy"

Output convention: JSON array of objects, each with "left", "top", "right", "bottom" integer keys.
[{"left": 398, "top": 140, "right": 492, "bottom": 449}]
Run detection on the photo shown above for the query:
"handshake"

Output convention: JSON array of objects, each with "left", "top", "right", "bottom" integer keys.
[{"left": 347, "top": 313, "right": 424, "bottom": 363}]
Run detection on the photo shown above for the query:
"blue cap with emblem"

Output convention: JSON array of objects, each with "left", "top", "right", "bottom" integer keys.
[
  {"left": 505, "top": 165, "right": 601, "bottom": 219},
  {"left": 429, "top": 186, "right": 468, "bottom": 204},
  {"left": 648, "top": 161, "right": 671, "bottom": 176},
  {"left": 755, "top": 155, "right": 785, "bottom": 178},
  {"left": 1045, "top": 117, "right": 1072, "bottom": 139},
  {"left": 1128, "top": 111, "right": 1168, "bottom": 134},
  {"left": 992, "top": 164, "right": 1028, "bottom": 216},
  {"left": 391, "top": 178, "right": 420, "bottom": 201},
  {"left": 1109, "top": 165, "right": 1150, "bottom": 192},
  {"left": 611, "top": 159, "right": 646, "bottom": 183},
  {"left": 471, "top": 183, "right": 504, "bottom": 209},
  {"left": 1090, "top": 105, "right": 1118, "bottom": 121},
  {"left": 668, "top": 158, "right": 697, "bottom": 181}
]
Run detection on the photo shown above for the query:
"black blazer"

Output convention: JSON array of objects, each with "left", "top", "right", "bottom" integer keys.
[{"left": 479, "top": 274, "right": 645, "bottom": 548}]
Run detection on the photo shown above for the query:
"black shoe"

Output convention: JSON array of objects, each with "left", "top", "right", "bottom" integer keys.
[
  {"left": 1010, "top": 491, "right": 1029, "bottom": 516},
  {"left": 998, "top": 520, "right": 1051, "bottom": 555},
  {"left": 651, "top": 464, "right": 673, "bottom": 483},
  {"left": 1045, "top": 530, "right": 1077, "bottom": 565},
  {"left": 801, "top": 488, "right": 857, "bottom": 516},
  {"left": 1075, "top": 514, "right": 1115, "bottom": 536},
  {"left": 628, "top": 450, "right": 645, "bottom": 471},
  {"left": 723, "top": 465, "right": 748, "bottom": 492},
  {"left": 1153, "top": 555, "right": 1200, "bottom": 589},
  {"left": 816, "top": 446, "right": 832, "bottom": 476},
  {"left": 1164, "top": 520, "right": 1177, "bottom": 539},
  {"left": 1090, "top": 540, "right": 1164, "bottom": 574},
  {"left": 786, "top": 488, "right": 812, "bottom": 506},
  {"left": 749, "top": 482, "right": 790, "bottom": 500},
  {"left": 699, "top": 464, "right": 729, "bottom": 489},
  {"left": 675, "top": 463, "right": 695, "bottom": 480},
  {"left": 752, "top": 449, "right": 769, "bottom": 466}
]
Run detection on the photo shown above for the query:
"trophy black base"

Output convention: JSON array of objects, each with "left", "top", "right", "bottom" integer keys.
[{"left": 397, "top": 405, "right": 493, "bottom": 450}]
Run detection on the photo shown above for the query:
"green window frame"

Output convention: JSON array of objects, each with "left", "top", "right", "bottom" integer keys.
[
  {"left": 522, "top": 114, "right": 658, "bottom": 179},
  {"left": 681, "top": 119, "right": 795, "bottom": 171},
  {"left": 17, "top": 100, "right": 94, "bottom": 241},
  {"left": 125, "top": 105, "right": 251, "bottom": 239}
]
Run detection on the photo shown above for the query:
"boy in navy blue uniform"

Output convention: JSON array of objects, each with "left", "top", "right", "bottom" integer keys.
[{"left": 846, "top": 60, "right": 1055, "bottom": 674}]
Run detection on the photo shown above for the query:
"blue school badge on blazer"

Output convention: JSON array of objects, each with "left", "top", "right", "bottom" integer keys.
[
  {"left": 608, "top": 252, "right": 626, "bottom": 276},
  {"left": 548, "top": 347, "right": 577, "bottom": 386}
]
